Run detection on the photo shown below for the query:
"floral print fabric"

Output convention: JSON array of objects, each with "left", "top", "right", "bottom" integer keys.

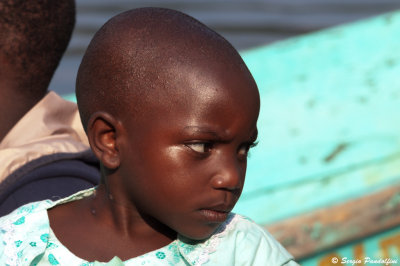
[{"left": 0, "top": 188, "right": 297, "bottom": 266}]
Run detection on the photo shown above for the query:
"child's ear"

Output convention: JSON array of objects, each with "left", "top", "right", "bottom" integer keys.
[{"left": 87, "top": 112, "right": 121, "bottom": 169}]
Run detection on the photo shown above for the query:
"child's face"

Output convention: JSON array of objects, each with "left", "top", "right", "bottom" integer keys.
[{"left": 117, "top": 61, "right": 259, "bottom": 240}]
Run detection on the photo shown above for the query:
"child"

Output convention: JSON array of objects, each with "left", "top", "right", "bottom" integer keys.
[{"left": 0, "top": 7, "right": 298, "bottom": 265}]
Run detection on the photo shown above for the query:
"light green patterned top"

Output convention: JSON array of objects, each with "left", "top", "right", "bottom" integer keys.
[{"left": 0, "top": 188, "right": 298, "bottom": 266}]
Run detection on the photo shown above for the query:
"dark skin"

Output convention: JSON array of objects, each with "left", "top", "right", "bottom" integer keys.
[
  {"left": 49, "top": 9, "right": 260, "bottom": 262},
  {"left": 0, "top": 62, "right": 46, "bottom": 141},
  {"left": 0, "top": 1, "right": 75, "bottom": 142}
]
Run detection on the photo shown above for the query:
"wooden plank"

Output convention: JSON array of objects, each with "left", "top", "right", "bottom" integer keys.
[
  {"left": 232, "top": 11, "right": 400, "bottom": 224},
  {"left": 266, "top": 185, "right": 400, "bottom": 260}
]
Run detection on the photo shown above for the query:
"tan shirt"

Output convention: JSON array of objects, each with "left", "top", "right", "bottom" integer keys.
[{"left": 0, "top": 91, "right": 90, "bottom": 183}]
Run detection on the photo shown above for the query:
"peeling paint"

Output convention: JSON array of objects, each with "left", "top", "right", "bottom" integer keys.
[
  {"left": 310, "top": 222, "right": 323, "bottom": 240},
  {"left": 324, "top": 143, "right": 348, "bottom": 163},
  {"left": 384, "top": 192, "right": 400, "bottom": 209}
]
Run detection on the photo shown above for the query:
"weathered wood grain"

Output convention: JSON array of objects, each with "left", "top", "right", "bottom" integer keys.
[{"left": 267, "top": 185, "right": 400, "bottom": 260}]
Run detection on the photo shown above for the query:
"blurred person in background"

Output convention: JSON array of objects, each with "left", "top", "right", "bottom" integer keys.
[{"left": 0, "top": 0, "right": 100, "bottom": 216}]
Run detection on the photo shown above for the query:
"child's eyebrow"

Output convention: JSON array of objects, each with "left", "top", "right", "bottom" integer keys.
[
  {"left": 182, "top": 126, "right": 258, "bottom": 142},
  {"left": 182, "top": 126, "right": 227, "bottom": 139}
]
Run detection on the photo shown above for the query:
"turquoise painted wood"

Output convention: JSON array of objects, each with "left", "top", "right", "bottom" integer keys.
[
  {"left": 233, "top": 10, "right": 400, "bottom": 225},
  {"left": 300, "top": 225, "right": 400, "bottom": 265}
]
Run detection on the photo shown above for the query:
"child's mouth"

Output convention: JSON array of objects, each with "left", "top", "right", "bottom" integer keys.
[{"left": 198, "top": 208, "right": 230, "bottom": 223}]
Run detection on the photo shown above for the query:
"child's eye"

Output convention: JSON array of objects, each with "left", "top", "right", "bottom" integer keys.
[
  {"left": 238, "top": 141, "right": 258, "bottom": 157},
  {"left": 185, "top": 142, "right": 213, "bottom": 153}
]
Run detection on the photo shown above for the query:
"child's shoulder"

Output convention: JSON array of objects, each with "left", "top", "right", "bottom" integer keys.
[
  {"left": 0, "top": 188, "right": 95, "bottom": 265},
  {"left": 207, "top": 213, "right": 298, "bottom": 265},
  {"left": 0, "top": 198, "right": 54, "bottom": 229},
  {"left": 0, "top": 199, "right": 54, "bottom": 265},
  {"left": 0, "top": 187, "right": 95, "bottom": 227},
  {"left": 214, "top": 213, "right": 275, "bottom": 243},
  {"left": 177, "top": 213, "right": 298, "bottom": 266}
]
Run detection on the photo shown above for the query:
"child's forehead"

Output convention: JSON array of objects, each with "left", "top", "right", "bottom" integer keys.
[
  {"left": 116, "top": 46, "right": 258, "bottom": 125},
  {"left": 76, "top": 8, "right": 258, "bottom": 129},
  {"left": 123, "top": 65, "right": 258, "bottom": 125}
]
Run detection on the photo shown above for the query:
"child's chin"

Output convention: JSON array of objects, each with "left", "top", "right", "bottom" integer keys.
[{"left": 178, "top": 224, "right": 221, "bottom": 243}]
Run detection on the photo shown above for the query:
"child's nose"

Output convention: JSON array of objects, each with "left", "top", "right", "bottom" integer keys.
[{"left": 210, "top": 156, "right": 243, "bottom": 191}]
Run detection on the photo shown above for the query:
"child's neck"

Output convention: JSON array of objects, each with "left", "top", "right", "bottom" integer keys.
[
  {"left": 93, "top": 185, "right": 177, "bottom": 241},
  {"left": 48, "top": 185, "right": 176, "bottom": 262}
]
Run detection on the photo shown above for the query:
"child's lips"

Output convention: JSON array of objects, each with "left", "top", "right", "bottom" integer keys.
[
  {"left": 198, "top": 204, "right": 232, "bottom": 223},
  {"left": 198, "top": 209, "right": 229, "bottom": 223}
]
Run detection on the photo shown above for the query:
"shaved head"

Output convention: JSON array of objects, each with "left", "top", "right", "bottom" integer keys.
[
  {"left": 76, "top": 8, "right": 255, "bottom": 131},
  {"left": 74, "top": 8, "right": 260, "bottom": 242}
]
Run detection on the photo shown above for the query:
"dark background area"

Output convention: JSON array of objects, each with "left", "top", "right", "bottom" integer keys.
[{"left": 50, "top": 0, "right": 400, "bottom": 95}]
